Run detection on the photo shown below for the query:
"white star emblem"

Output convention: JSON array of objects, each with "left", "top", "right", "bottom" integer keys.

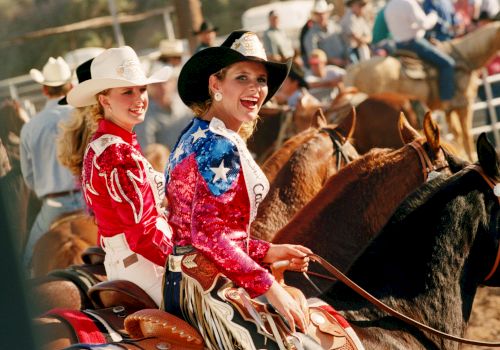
[
  {"left": 191, "top": 127, "right": 207, "bottom": 143},
  {"left": 173, "top": 145, "right": 184, "bottom": 161},
  {"left": 210, "top": 160, "right": 230, "bottom": 183}
]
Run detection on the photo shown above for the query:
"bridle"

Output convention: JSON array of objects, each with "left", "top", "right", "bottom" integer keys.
[
  {"left": 300, "top": 163, "right": 500, "bottom": 347},
  {"left": 408, "top": 139, "right": 449, "bottom": 181},
  {"left": 319, "top": 127, "right": 355, "bottom": 170},
  {"left": 466, "top": 164, "right": 500, "bottom": 282}
]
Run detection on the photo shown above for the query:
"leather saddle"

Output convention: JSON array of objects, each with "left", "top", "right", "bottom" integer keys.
[
  {"left": 393, "top": 49, "right": 439, "bottom": 81},
  {"left": 88, "top": 279, "right": 158, "bottom": 310}
]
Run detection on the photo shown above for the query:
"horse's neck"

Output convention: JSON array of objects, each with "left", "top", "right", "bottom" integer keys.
[
  {"left": 331, "top": 177, "right": 483, "bottom": 348},
  {"left": 449, "top": 23, "right": 500, "bottom": 70},
  {"left": 261, "top": 129, "right": 317, "bottom": 183},
  {"left": 252, "top": 134, "right": 333, "bottom": 241},
  {"left": 273, "top": 146, "right": 427, "bottom": 273}
]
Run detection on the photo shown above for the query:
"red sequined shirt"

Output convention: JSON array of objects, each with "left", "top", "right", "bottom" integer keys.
[{"left": 82, "top": 119, "right": 172, "bottom": 266}]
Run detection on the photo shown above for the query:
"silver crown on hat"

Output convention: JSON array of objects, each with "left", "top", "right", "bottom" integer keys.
[
  {"left": 230, "top": 33, "right": 267, "bottom": 61},
  {"left": 116, "top": 59, "right": 145, "bottom": 81}
]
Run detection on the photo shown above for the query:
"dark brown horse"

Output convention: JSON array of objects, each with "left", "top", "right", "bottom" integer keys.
[
  {"left": 0, "top": 98, "right": 40, "bottom": 252},
  {"left": 251, "top": 109, "right": 359, "bottom": 242},
  {"left": 322, "top": 133, "right": 500, "bottom": 349},
  {"left": 272, "top": 112, "right": 467, "bottom": 294}
]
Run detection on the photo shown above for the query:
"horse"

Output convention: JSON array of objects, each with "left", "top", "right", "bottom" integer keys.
[
  {"left": 344, "top": 22, "right": 500, "bottom": 161},
  {"left": 31, "top": 210, "right": 98, "bottom": 278},
  {"left": 0, "top": 98, "right": 40, "bottom": 252},
  {"left": 350, "top": 92, "right": 419, "bottom": 154},
  {"left": 272, "top": 112, "right": 468, "bottom": 294},
  {"left": 320, "top": 133, "right": 500, "bottom": 349},
  {"left": 251, "top": 109, "right": 359, "bottom": 242}
]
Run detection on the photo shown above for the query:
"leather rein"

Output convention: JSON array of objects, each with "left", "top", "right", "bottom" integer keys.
[{"left": 303, "top": 163, "right": 500, "bottom": 347}]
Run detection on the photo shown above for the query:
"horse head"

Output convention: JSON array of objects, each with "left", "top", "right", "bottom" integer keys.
[{"left": 322, "top": 132, "right": 500, "bottom": 349}]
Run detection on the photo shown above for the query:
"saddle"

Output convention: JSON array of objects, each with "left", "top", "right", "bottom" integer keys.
[
  {"left": 81, "top": 246, "right": 106, "bottom": 265},
  {"left": 124, "top": 309, "right": 204, "bottom": 349},
  {"left": 393, "top": 49, "right": 438, "bottom": 81},
  {"left": 88, "top": 279, "right": 158, "bottom": 310}
]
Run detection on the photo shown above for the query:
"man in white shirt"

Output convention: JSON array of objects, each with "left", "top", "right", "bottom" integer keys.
[{"left": 385, "top": 0, "right": 457, "bottom": 107}]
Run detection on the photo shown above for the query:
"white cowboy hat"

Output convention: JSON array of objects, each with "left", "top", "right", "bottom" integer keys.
[
  {"left": 67, "top": 46, "right": 172, "bottom": 107},
  {"left": 30, "top": 56, "right": 72, "bottom": 86},
  {"left": 312, "top": 0, "right": 334, "bottom": 13},
  {"left": 149, "top": 39, "right": 185, "bottom": 61}
]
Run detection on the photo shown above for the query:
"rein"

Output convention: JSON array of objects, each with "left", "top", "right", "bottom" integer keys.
[
  {"left": 320, "top": 128, "right": 353, "bottom": 169},
  {"left": 307, "top": 254, "right": 500, "bottom": 347}
]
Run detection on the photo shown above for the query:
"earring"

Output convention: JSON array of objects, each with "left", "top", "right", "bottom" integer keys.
[{"left": 214, "top": 92, "right": 222, "bottom": 102}]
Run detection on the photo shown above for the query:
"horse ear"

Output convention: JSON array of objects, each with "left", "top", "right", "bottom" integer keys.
[
  {"left": 399, "top": 112, "right": 420, "bottom": 144},
  {"left": 477, "top": 133, "right": 500, "bottom": 178},
  {"left": 423, "top": 112, "right": 440, "bottom": 152},
  {"left": 311, "top": 108, "right": 328, "bottom": 128},
  {"left": 336, "top": 107, "right": 356, "bottom": 139}
]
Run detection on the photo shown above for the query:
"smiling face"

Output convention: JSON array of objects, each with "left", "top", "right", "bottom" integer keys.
[
  {"left": 209, "top": 60, "right": 268, "bottom": 131},
  {"left": 98, "top": 85, "right": 148, "bottom": 132}
]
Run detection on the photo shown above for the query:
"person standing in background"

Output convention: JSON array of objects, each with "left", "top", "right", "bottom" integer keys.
[
  {"left": 340, "top": 0, "right": 372, "bottom": 63},
  {"left": 20, "top": 57, "right": 84, "bottom": 271},
  {"left": 193, "top": 20, "right": 218, "bottom": 54},
  {"left": 262, "top": 10, "right": 295, "bottom": 62}
]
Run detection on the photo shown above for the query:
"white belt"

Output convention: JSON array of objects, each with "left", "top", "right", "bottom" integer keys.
[{"left": 101, "top": 233, "right": 129, "bottom": 251}]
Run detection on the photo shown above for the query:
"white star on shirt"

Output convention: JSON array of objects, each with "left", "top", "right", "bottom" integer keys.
[
  {"left": 191, "top": 127, "right": 207, "bottom": 143},
  {"left": 173, "top": 145, "right": 184, "bottom": 161},
  {"left": 210, "top": 160, "right": 230, "bottom": 183}
]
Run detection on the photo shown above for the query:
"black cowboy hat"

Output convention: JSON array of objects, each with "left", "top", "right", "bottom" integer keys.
[
  {"left": 58, "top": 58, "right": 93, "bottom": 105},
  {"left": 178, "top": 30, "right": 291, "bottom": 107},
  {"left": 288, "top": 62, "right": 309, "bottom": 89},
  {"left": 193, "top": 21, "right": 218, "bottom": 35},
  {"left": 345, "top": 0, "right": 367, "bottom": 7}
]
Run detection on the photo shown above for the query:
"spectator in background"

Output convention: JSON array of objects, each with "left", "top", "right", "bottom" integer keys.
[
  {"left": 262, "top": 10, "right": 295, "bottom": 62},
  {"left": 340, "top": 0, "right": 372, "bottom": 63},
  {"left": 20, "top": 56, "right": 84, "bottom": 270},
  {"left": 385, "top": 0, "right": 458, "bottom": 109},
  {"left": 305, "top": 48, "right": 345, "bottom": 104},
  {"left": 193, "top": 20, "right": 218, "bottom": 54},
  {"left": 302, "top": 0, "right": 349, "bottom": 68},
  {"left": 275, "top": 62, "right": 321, "bottom": 109},
  {"left": 136, "top": 39, "right": 191, "bottom": 150},
  {"left": 423, "top": 0, "right": 458, "bottom": 41}
]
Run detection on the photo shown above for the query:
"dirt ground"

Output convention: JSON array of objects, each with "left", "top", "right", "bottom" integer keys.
[{"left": 463, "top": 287, "right": 500, "bottom": 350}]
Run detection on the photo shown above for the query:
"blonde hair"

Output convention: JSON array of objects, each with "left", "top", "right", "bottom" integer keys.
[
  {"left": 310, "top": 49, "right": 327, "bottom": 63},
  {"left": 188, "top": 67, "right": 258, "bottom": 141},
  {"left": 57, "top": 98, "right": 105, "bottom": 176}
]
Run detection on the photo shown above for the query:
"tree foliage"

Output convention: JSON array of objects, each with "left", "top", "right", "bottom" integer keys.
[{"left": 0, "top": 0, "right": 278, "bottom": 80}]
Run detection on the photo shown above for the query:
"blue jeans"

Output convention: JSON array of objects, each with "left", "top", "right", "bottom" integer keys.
[
  {"left": 396, "top": 38, "right": 456, "bottom": 101},
  {"left": 23, "top": 191, "right": 84, "bottom": 269}
]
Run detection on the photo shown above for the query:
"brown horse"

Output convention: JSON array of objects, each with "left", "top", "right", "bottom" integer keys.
[
  {"left": 344, "top": 22, "right": 500, "bottom": 160},
  {"left": 251, "top": 109, "right": 359, "bottom": 242},
  {"left": 0, "top": 98, "right": 40, "bottom": 252},
  {"left": 322, "top": 133, "right": 500, "bottom": 349},
  {"left": 31, "top": 210, "right": 98, "bottom": 278},
  {"left": 272, "top": 112, "right": 467, "bottom": 294}
]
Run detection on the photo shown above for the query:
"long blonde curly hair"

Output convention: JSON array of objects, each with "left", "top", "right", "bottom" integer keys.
[{"left": 57, "top": 101, "right": 104, "bottom": 176}]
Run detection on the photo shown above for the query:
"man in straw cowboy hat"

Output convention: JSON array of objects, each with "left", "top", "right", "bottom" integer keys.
[
  {"left": 302, "top": 0, "right": 349, "bottom": 68},
  {"left": 66, "top": 46, "right": 174, "bottom": 306},
  {"left": 20, "top": 56, "right": 85, "bottom": 271}
]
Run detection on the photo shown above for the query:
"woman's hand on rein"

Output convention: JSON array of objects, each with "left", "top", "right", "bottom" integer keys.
[{"left": 263, "top": 244, "right": 312, "bottom": 272}]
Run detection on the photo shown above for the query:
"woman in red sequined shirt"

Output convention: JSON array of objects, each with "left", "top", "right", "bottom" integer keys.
[
  {"left": 164, "top": 31, "right": 314, "bottom": 349},
  {"left": 66, "top": 46, "right": 173, "bottom": 306}
]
